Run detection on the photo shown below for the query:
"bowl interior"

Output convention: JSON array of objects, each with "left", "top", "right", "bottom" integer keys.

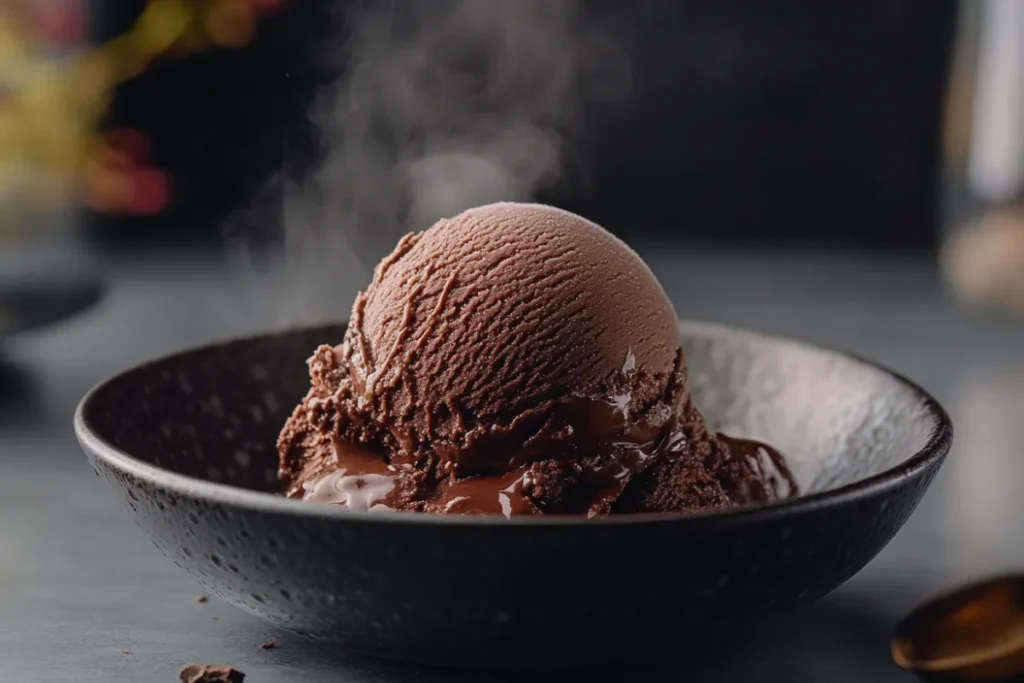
[{"left": 81, "top": 321, "right": 938, "bottom": 498}]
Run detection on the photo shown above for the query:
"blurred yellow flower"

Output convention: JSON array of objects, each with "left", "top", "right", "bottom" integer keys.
[{"left": 0, "top": 0, "right": 287, "bottom": 228}]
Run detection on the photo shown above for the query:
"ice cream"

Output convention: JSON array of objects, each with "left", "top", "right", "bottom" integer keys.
[{"left": 277, "top": 202, "right": 796, "bottom": 516}]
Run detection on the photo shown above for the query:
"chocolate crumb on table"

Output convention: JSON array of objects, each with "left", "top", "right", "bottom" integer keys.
[
  {"left": 178, "top": 664, "right": 245, "bottom": 683},
  {"left": 195, "top": 595, "right": 208, "bottom": 603},
  {"left": 259, "top": 639, "right": 276, "bottom": 650}
]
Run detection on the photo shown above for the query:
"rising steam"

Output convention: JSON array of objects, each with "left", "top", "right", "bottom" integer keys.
[{"left": 228, "top": 0, "right": 630, "bottom": 326}]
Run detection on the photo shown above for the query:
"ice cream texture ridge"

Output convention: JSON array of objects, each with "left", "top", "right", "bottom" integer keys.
[{"left": 277, "top": 202, "right": 796, "bottom": 517}]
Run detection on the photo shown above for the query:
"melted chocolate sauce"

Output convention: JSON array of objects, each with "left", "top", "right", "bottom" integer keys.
[
  {"left": 435, "top": 470, "right": 537, "bottom": 516},
  {"left": 301, "top": 439, "right": 396, "bottom": 512},
  {"left": 301, "top": 427, "right": 796, "bottom": 518},
  {"left": 718, "top": 435, "right": 798, "bottom": 502},
  {"left": 301, "top": 430, "right": 657, "bottom": 518}
]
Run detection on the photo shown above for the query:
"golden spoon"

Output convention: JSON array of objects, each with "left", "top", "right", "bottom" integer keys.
[{"left": 893, "top": 575, "right": 1024, "bottom": 681}]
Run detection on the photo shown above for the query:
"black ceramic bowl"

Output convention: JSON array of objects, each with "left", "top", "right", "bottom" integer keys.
[{"left": 75, "top": 321, "right": 951, "bottom": 668}]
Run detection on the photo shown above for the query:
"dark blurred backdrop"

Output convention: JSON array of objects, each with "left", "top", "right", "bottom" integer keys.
[{"left": 85, "top": 0, "right": 958, "bottom": 252}]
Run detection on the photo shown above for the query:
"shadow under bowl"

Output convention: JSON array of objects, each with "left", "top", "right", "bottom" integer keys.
[{"left": 75, "top": 321, "right": 952, "bottom": 669}]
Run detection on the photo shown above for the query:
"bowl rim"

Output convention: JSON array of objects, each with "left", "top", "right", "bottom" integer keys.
[{"left": 74, "top": 319, "right": 953, "bottom": 528}]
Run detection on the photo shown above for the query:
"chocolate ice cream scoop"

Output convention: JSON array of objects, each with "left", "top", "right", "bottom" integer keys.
[
  {"left": 278, "top": 202, "right": 796, "bottom": 516},
  {"left": 352, "top": 202, "right": 681, "bottom": 424}
]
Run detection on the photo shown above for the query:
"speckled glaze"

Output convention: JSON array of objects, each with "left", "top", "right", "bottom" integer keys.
[{"left": 75, "top": 321, "right": 952, "bottom": 668}]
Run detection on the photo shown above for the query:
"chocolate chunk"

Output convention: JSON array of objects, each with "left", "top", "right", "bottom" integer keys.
[{"left": 178, "top": 664, "right": 245, "bottom": 683}]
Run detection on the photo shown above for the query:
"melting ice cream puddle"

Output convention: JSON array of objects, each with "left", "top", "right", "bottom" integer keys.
[
  {"left": 301, "top": 436, "right": 538, "bottom": 517},
  {"left": 299, "top": 471, "right": 395, "bottom": 511},
  {"left": 720, "top": 436, "right": 798, "bottom": 501},
  {"left": 302, "top": 439, "right": 397, "bottom": 512},
  {"left": 437, "top": 471, "right": 535, "bottom": 518},
  {"left": 302, "top": 471, "right": 395, "bottom": 511}
]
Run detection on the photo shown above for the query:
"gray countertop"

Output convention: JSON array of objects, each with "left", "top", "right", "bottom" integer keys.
[{"left": 3, "top": 245, "right": 1023, "bottom": 682}]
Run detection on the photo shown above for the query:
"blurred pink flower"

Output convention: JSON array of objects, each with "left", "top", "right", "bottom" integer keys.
[
  {"left": 28, "top": 0, "right": 87, "bottom": 47},
  {"left": 124, "top": 166, "right": 171, "bottom": 214},
  {"left": 104, "top": 128, "right": 150, "bottom": 160},
  {"left": 84, "top": 128, "right": 171, "bottom": 215},
  {"left": 251, "top": 0, "right": 289, "bottom": 13}
]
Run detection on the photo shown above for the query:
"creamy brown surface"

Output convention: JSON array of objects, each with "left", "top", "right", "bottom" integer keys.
[{"left": 277, "top": 202, "right": 797, "bottom": 516}]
